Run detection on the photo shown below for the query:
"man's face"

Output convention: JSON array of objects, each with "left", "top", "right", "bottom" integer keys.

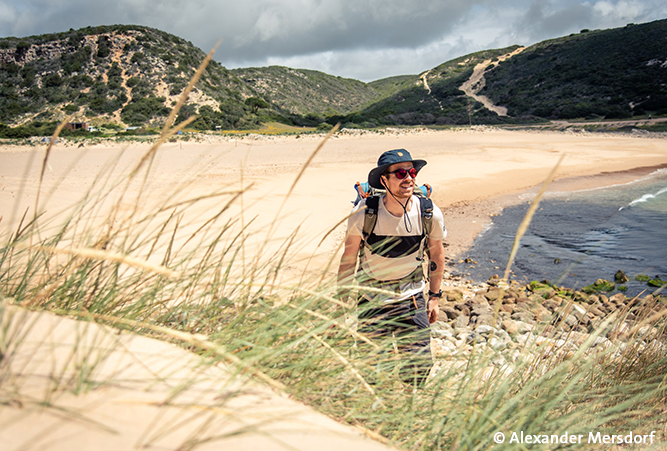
[{"left": 381, "top": 162, "right": 415, "bottom": 199}]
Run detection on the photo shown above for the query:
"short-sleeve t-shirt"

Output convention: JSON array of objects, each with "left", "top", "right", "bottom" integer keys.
[{"left": 347, "top": 195, "right": 446, "bottom": 303}]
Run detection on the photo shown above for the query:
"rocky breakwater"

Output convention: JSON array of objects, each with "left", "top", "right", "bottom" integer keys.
[{"left": 430, "top": 276, "right": 667, "bottom": 378}]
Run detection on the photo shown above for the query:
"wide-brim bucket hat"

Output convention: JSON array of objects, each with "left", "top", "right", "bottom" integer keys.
[{"left": 368, "top": 149, "right": 427, "bottom": 189}]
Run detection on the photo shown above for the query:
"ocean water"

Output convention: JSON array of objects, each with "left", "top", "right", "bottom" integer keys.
[{"left": 456, "top": 169, "right": 667, "bottom": 296}]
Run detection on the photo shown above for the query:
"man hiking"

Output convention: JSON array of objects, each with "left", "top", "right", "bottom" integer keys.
[{"left": 338, "top": 149, "right": 446, "bottom": 386}]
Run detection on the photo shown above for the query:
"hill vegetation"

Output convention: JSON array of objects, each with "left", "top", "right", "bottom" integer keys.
[
  {"left": 481, "top": 20, "right": 667, "bottom": 119},
  {"left": 230, "top": 66, "right": 389, "bottom": 125},
  {"left": 0, "top": 19, "right": 666, "bottom": 136},
  {"left": 345, "top": 46, "right": 531, "bottom": 127},
  {"left": 0, "top": 25, "right": 260, "bottom": 131}
]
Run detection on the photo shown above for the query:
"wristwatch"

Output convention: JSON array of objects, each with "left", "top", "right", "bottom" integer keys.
[{"left": 428, "top": 289, "right": 442, "bottom": 299}]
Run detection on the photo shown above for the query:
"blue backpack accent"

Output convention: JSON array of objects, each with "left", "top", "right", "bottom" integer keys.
[{"left": 353, "top": 182, "right": 432, "bottom": 206}]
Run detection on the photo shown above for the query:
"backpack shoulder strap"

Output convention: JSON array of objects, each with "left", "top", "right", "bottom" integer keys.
[
  {"left": 362, "top": 196, "right": 380, "bottom": 240},
  {"left": 418, "top": 195, "right": 434, "bottom": 238}
]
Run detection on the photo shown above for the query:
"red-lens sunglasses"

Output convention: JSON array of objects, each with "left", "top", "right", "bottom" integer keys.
[{"left": 386, "top": 167, "right": 418, "bottom": 179}]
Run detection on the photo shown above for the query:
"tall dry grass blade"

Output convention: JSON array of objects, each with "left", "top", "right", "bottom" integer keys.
[
  {"left": 502, "top": 154, "right": 565, "bottom": 282},
  {"left": 239, "top": 159, "right": 248, "bottom": 290},
  {"left": 34, "top": 116, "right": 71, "bottom": 226},
  {"left": 56, "top": 310, "right": 285, "bottom": 391},
  {"left": 156, "top": 189, "right": 249, "bottom": 213},
  {"left": 267, "top": 225, "right": 300, "bottom": 295},
  {"left": 267, "top": 124, "right": 339, "bottom": 233},
  {"left": 296, "top": 209, "right": 355, "bottom": 286},
  {"left": 146, "top": 208, "right": 178, "bottom": 261},
  {"left": 249, "top": 124, "right": 340, "bottom": 289},
  {"left": 101, "top": 114, "right": 198, "bottom": 250},
  {"left": 8, "top": 153, "right": 37, "bottom": 246},
  {"left": 174, "top": 189, "right": 247, "bottom": 255},
  {"left": 128, "top": 115, "right": 198, "bottom": 181},
  {"left": 311, "top": 333, "right": 379, "bottom": 400},
  {"left": 162, "top": 42, "right": 220, "bottom": 133},
  {"left": 23, "top": 245, "right": 181, "bottom": 279},
  {"left": 130, "top": 39, "right": 220, "bottom": 179},
  {"left": 296, "top": 306, "right": 379, "bottom": 349},
  {"left": 491, "top": 154, "right": 564, "bottom": 326}
]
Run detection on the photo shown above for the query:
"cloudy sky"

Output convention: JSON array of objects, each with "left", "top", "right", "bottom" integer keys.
[{"left": 1, "top": 0, "right": 665, "bottom": 81}]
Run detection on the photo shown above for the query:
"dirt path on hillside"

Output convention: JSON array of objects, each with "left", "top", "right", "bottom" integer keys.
[
  {"left": 459, "top": 47, "right": 525, "bottom": 116},
  {"left": 421, "top": 70, "right": 432, "bottom": 94},
  {"left": 421, "top": 69, "right": 444, "bottom": 110}
]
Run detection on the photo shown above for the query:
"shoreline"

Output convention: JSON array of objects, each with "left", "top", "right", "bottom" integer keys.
[{"left": 440, "top": 162, "right": 667, "bottom": 270}]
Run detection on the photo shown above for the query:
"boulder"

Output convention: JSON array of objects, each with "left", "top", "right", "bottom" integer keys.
[
  {"left": 542, "top": 299, "right": 560, "bottom": 313},
  {"left": 615, "top": 270, "right": 630, "bottom": 283},
  {"left": 501, "top": 319, "right": 533, "bottom": 335},
  {"left": 572, "top": 311, "right": 591, "bottom": 326},
  {"left": 454, "top": 303, "right": 471, "bottom": 316},
  {"left": 433, "top": 339, "right": 457, "bottom": 356},
  {"left": 588, "top": 307, "right": 605, "bottom": 318},
  {"left": 549, "top": 296, "right": 564, "bottom": 306},
  {"left": 534, "top": 305, "right": 553, "bottom": 323},
  {"left": 582, "top": 279, "right": 615, "bottom": 294},
  {"left": 475, "top": 314, "right": 496, "bottom": 327},
  {"left": 587, "top": 295, "right": 600, "bottom": 305},
  {"left": 441, "top": 305, "right": 460, "bottom": 321},
  {"left": 488, "top": 336, "right": 507, "bottom": 351},
  {"left": 609, "top": 293, "right": 626, "bottom": 305},
  {"left": 466, "top": 332, "right": 486, "bottom": 344},
  {"left": 455, "top": 315, "right": 470, "bottom": 329},
  {"left": 502, "top": 297, "right": 516, "bottom": 305},
  {"left": 508, "top": 287, "right": 526, "bottom": 299},
  {"left": 534, "top": 287, "right": 556, "bottom": 299},
  {"left": 484, "top": 287, "right": 504, "bottom": 302},
  {"left": 472, "top": 294, "right": 490, "bottom": 308},
  {"left": 528, "top": 294, "right": 545, "bottom": 303},
  {"left": 444, "top": 289, "right": 464, "bottom": 303},
  {"left": 500, "top": 304, "right": 515, "bottom": 314},
  {"left": 511, "top": 311, "right": 535, "bottom": 323},
  {"left": 476, "top": 325, "right": 497, "bottom": 335},
  {"left": 563, "top": 314, "right": 580, "bottom": 328},
  {"left": 431, "top": 322, "right": 455, "bottom": 339}
]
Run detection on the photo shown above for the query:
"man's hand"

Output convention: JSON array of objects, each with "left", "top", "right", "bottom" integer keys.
[{"left": 427, "top": 297, "right": 439, "bottom": 324}]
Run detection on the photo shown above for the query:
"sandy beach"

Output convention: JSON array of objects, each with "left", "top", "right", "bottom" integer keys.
[
  {"left": 1, "top": 127, "right": 667, "bottom": 450},
  {"left": 2, "top": 127, "right": 666, "bottom": 274}
]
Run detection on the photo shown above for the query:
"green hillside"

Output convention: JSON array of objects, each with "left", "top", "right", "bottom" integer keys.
[
  {"left": 230, "top": 66, "right": 390, "bottom": 123},
  {"left": 1, "top": 18, "right": 666, "bottom": 136},
  {"left": 481, "top": 20, "right": 667, "bottom": 119},
  {"left": 345, "top": 46, "right": 524, "bottom": 127},
  {"left": 0, "top": 25, "right": 268, "bottom": 130}
]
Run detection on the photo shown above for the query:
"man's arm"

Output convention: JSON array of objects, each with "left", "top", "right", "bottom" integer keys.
[
  {"left": 427, "top": 238, "right": 445, "bottom": 324},
  {"left": 337, "top": 234, "right": 362, "bottom": 300}
]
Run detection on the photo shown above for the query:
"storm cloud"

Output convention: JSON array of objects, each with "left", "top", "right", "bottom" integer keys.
[{"left": 0, "top": 0, "right": 665, "bottom": 81}]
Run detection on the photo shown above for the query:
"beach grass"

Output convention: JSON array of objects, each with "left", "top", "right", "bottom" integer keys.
[{"left": 2, "top": 57, "right": 667, "bottom": 451}]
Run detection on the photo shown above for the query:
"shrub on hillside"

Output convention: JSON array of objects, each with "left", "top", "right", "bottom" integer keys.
[{"left": 121, "top": 96, "right": 169, "bottom": 125}]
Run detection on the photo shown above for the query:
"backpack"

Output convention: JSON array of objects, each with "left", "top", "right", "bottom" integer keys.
[{"left": 353, "top": 182, "right": 434, "bottom": 284}]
